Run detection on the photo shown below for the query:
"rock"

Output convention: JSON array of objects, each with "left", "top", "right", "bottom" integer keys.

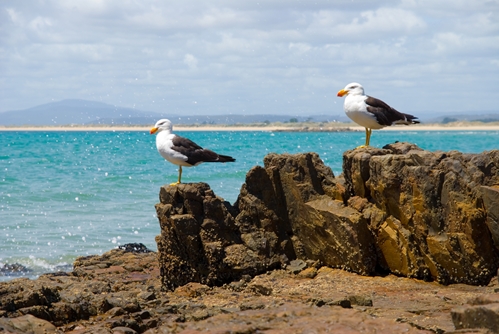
[
  {"left": 481, "top": 185, "right": 499, "bottom": 250},
  {"left": 452, "top": 304, "right": 499, "bottom": 332},
  {"left": 118, "top": 243, "right": 153, "bottom": 253},
  {"left": 0, "top": 248, "right": 160, "bottom": 330},
  {"left": 451, "top": 293, "right": 499, "bottom": 332},
  {"left": 303, "top": 197, "right": 376, "bottom": 274},
  {"left": 343, "top": 142, "right": 499, "bottom": 285},
  {"left": 155, "top": 182, "right": 269, "bottom": 291},
  {"left": 155, "top": 146, "right": 499, "bottom": 288},
  {"left": 0, "top": 263, "right": 33, "bottom": 277},
  {"left": 155, "top": 153, "right": 373, "bottom": 291},
  {"left": 172, "top": 303, "right": 431, "bottom": 334},
  {"left": 0, "top": 314, "right": 61, "bottom": 334},
  {"left": 286, "top": 259, "right": 307, "bottom": 274},
  {"left": 112, "top": 327, "right": 138, "bottom": 334},
  {"left": 0, "top": 247, "right": 497, "bottom": 333}
]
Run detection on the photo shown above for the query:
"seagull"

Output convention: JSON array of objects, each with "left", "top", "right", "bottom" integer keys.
[
  {"left": 337, "top": 82, "right": 420, "bottom": 147},
  {"left": 150, "top": 119, "right": 235, "bottom": 185}
]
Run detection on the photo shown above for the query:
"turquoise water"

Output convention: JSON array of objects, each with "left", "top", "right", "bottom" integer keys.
[{"left": 1, "top": 129, "right": 498, "bottom": 280}]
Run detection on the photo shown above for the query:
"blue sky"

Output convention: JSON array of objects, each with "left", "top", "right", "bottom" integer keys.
[{"left": 1, "top": 0, "right": 498, "bottom": 116}]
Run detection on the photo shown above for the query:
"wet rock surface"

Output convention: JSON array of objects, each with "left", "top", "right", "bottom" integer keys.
[
  {"left": 2, "top": 143, "right": 499, "bottom": 333},
  {"left": 0, "top": 263, "right": 33, "bottom": 278}
]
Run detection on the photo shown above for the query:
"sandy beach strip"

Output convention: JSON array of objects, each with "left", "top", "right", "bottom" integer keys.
[
  {"left": 1, "top": 123, "right": 499, "bottom": 132},
  {"left": 0, "top": 125, "right": 295, "bottom": 132}
]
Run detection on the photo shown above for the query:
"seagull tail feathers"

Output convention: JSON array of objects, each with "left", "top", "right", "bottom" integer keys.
[
  {"left": 217, "top": 154, "right": 236, "bottom": 163},
  {"left": 393, "top": 113, "right": 420, "bottom": 125}
]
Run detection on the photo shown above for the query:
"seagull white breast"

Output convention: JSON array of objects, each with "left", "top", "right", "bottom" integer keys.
[
  {"left": 156, "top": 132, "right": 191, "bottom": 167},
  {"left": 344, "top": 94, "right": 386, "bottom": 130}
]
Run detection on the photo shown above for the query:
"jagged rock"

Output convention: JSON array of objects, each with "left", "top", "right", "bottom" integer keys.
[
  {"left": 344, "top": 142, "right": 499, "bottom": 284},
  {"left": 155, "top": 182, "right": 284, "bottom": 291},
  {"left": 156, "top": 144, "right": 499, "bottom": 287},
  {"left": 482, "top": 185, "right": 499, "bottom": 250},
  {"left": 155, "top": 153, "right": 374, "bottom": 290}
]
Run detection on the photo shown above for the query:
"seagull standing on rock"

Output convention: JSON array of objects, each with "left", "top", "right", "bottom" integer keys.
[
  {"left": 337, "top": 82, "right": 420, "bottom": 147},
  {"left": 150, "top": 119, "right": 236, "bottom": 185}
]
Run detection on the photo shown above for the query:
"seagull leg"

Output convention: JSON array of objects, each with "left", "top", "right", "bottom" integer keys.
[
  {"left": 366, "top": 128, "right": 372, "bottom": 146},
  {"left": 169, "top": 166, "right": 182, "bottom": 186},
  {"left": 356, "top": 128, "right": 371, "bottom": 148}
]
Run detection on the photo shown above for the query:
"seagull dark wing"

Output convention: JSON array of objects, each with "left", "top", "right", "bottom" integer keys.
[
  {"left": 170, "top": 135, "right": 233, "bottom": 166},
  {"left": 365, "top": 96, "right": 419, "bottom": 126}
]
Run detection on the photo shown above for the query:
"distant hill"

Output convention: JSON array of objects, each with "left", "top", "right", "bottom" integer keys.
[
  {"left": 427, "top": 113, "right": 499, "bottom": 124},
  {"left": 0, "top": 99, "right": 161, "bottom": 126},
  {"left": 143, "top": 114, "right": 346, "bottom": 125},
  {"left": 0, "top": 99, "right": 346, "bottom": 126},
  {"left": 2, "top": 99, "right": 496, "bottom": 126}
]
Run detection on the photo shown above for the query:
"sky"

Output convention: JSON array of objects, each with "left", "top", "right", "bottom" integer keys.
[{"left": 1, "top": 0, "right": 498, "bottom": 116}]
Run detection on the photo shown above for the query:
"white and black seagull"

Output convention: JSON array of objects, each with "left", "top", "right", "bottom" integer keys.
[
  {"left": 150, "top": 119, "right": 235, "bottom": 185},
  {"left": 337, "top": 82, "right": 420, "bottom": 147}
]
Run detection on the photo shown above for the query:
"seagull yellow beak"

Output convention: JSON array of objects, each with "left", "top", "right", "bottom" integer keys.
[
  {"left": 337, "top": 89, "right": 348, "bottom": 97},
  {"left": 150, "top": 127, "right": 159, "bottom": 134}
]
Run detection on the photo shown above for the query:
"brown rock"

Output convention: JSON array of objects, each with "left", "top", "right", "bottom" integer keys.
[
  {"left": 155, "top": 146, "right": 499, "bottom": 288},
  {"left": 155, "top": 182, "right": 277, "bottom": 291},
  {"left": 0, "top": 247, "right": 497, "bottom": 333},
  {"left": 155, "top": 153, "right": 370, "bottom": 291},
  {"left": 0, "top": 314, "right": 61, "bottom": 334},
  {"left": 303, "top": 197, "right": 376, "bottom": 274},
  {"left": 452, "top": 304, "right": 499, "bottom": 332},
  {"left": 174, "top": 303, "right": 432, "bottom": 334},
  {"left": 345, "top": 142, "right": 499, "bottom": 284},
  {"left": 482, "top": 185, "right": 499, "bottom": 250}
]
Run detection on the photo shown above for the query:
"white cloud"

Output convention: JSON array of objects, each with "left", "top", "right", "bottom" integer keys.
[
  {"left": 183, "top": 54, "right": 198, "bottom": 70},
  {"left": 28, "top": 16, "right": 53, "bottom": 30},
  {"left": 289, "top": 42, "right": 312, "bottom": 54},
  {"left": 0, "top": 0, "right": 498, "bottom": 115},
  {"left": 334, "top": 7, "right": 426, "bottom": 40},
  {"left": 6, "top": 7, "right": 22, "bottom": 24}
]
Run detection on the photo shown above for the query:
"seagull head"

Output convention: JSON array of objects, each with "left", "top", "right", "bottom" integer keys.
[
  {"left": 150, "top": 119, "right": 173, "bottom": 135},
  {"left": 337, "top": 82, "right": 365, "bottom": 97}
]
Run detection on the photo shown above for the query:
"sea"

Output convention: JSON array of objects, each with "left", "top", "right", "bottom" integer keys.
[{"left": 1, "top": 129, "right": 498, "bottom": 281}]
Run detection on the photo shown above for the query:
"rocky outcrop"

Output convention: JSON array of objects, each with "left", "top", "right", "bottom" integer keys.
[
  {"left": 155, "top": 152, "right": 378, "bottom": 291},
  {"left": 156, "top": 143, "right": 499, "bottom": 289},
  {"left": 344, "top": 142, "right": 499, "bottom": 285}
]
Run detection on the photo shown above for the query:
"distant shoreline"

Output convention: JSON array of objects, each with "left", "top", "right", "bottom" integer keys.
[{"left": 1, "top": 122, "right": 499, "bottom": 132}]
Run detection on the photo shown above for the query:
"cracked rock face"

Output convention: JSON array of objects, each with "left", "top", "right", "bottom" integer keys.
[
  {"left": 156, "top": 143, "right": 499, "bottom": 289},
  {"left": 344, "top": 142, "right": 499, "bottom": 285}
]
